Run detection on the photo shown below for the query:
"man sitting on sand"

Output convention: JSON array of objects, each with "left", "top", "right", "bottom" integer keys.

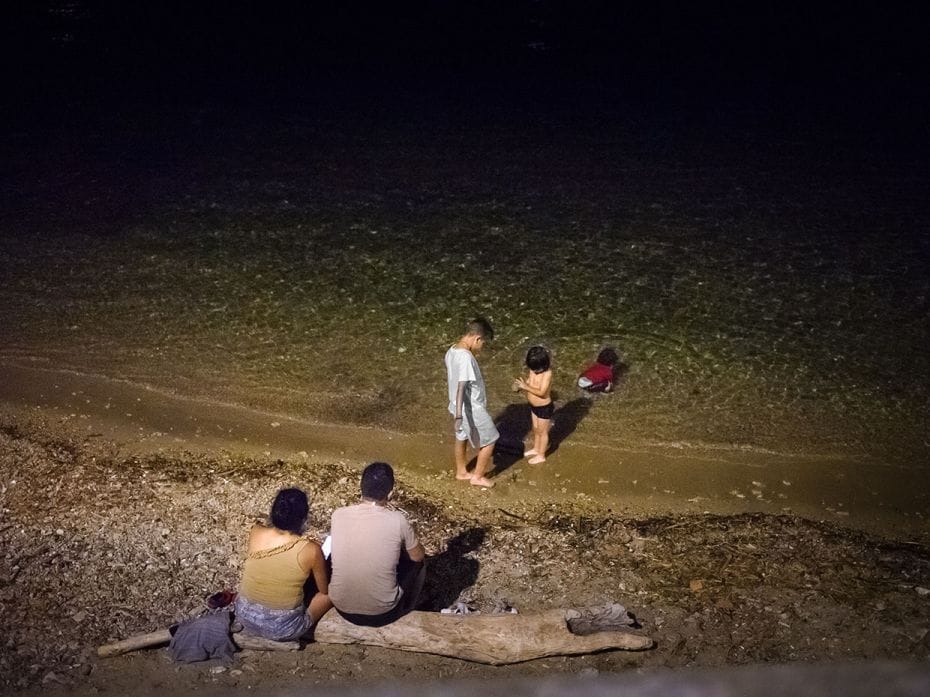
[{"left": 328, "top": 462, "right": 426, "bottom": 627}]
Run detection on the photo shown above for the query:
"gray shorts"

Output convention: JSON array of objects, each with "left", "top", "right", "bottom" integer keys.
[
  {"left": 234, "top": 595, "right": 313, "bottom": 641},
  {"left": 456, "top": 403, "right": 499, "bottom": 448}
]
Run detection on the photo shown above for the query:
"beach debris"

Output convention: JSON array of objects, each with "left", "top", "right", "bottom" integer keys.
[
  {"left": 492, "top": 598, "right": 518, "bottom": 614},
  {"left": 441, "top": 601, "right": 479, "bottom": 615},
  {"left": 3, "top": 417, "right": 930, "bottom": 688},
  {"left": 565, "top": 603, "right": 637, "bottom": 636}
]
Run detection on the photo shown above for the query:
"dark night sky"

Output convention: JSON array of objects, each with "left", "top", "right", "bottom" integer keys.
[
  {"left": 5, "top": 3, "right": 927, "bottom": 101},
  {"left": 0, "top": 1, "right": 926, "bottom": 152}
]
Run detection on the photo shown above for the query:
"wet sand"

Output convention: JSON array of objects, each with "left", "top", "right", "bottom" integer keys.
[{"left": 2, "top": 360, "right": 926, "bottom": 540}]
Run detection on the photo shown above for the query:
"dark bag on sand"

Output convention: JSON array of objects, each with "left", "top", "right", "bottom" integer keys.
[{"left": 168, "top": 611, "right": 237, "bottom": 663}]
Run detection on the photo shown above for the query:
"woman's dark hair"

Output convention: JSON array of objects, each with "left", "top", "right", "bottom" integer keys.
[
  {"left": 596, "top": 347, "right": 619, "bottom": 366},
  {"left": 361, "top": 461, "right": 395, "bottom": 501},
  {"left": 525, "top": 345, "right": 551, "bottom": 373},
  {"left": 270, "top": 488, "right": 309, "bottom": 535}
]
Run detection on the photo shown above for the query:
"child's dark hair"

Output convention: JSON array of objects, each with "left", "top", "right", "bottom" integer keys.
[
  {"left": 270, "top": 488, "right": 309, "bottom": 535},
  {"left": 464, "top": 317, "right": 494, "bottom": 341},
  {"left": 596, "top": 347, "right": 619, "bottom": 366},
  {"left": 525, "top": 345, "right": 551, "bottom": 373},
  {"left": 361, "top": 461, "right": 395, "bottom": 500}
]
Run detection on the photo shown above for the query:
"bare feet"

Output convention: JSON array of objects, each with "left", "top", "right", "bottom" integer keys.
[
  {"left": 470, "top": 476, "right": 495, "bottom": 488},
  {"left": 523, "top": 449, "right": 538, "bottom": 458},
  {"left": 527, "top": 455, "right": 546, "bottom": 465},
  {"left": 455, "top": 472, "right": 474, "bottom": 481}
]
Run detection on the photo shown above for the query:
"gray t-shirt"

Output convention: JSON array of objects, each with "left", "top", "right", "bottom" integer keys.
[
  {"left": 445, "top": 346, "right": 488, "bottom": 415},
  {"left": 328, "top": 502, "right": 419, "bottom": 616}
]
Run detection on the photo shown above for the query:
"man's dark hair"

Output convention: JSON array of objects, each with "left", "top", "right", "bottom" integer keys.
[
  {"left": 464, "top": 317, "right": 494, "bottom": 341},
  {"left": 597, "top": 347, "right": 619, "bottom": 366},
  {"left": 361, "top": 461, "right": 395, "bottom": 500},
  {"left": 525, "top": 345, "right": 551, "bottom": 373},
  {"left": 270, "top": 488, "right": 309, "bottom": 535}
]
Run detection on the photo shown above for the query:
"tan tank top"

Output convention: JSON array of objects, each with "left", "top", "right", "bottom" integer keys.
[{"left": 239, "top": 538, "right": 310, "bottom": 610}]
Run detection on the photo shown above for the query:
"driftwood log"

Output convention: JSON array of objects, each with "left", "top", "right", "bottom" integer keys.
[
  {"left": 96, "top": 628, "right": 299, "bottom": 658},
  {"left": 98, "top": 609, "right": 652, "bottom": 664},
  {"left": 313, "top": 609, "right": 653, "bottom": 665}
]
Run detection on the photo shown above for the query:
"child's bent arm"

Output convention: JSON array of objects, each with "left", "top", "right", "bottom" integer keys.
[{"left": 520, "top": 371, "right": 552, "bottom": 398}]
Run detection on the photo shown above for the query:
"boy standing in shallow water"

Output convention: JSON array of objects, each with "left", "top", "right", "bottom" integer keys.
[
  {"left": 444, "top": 317, "right": 499, "bottom": 488},
  {"left": 513, "top": 345, "right": 553, "bottom": 465}
]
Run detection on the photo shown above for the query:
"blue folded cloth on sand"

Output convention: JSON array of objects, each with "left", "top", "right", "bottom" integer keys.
[{"left": 168, "top": 611, "right": 237, "bottom": 663}]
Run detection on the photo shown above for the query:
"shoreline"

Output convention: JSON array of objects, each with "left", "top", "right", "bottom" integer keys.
[
  {"left": 3, "top": 362, "right": 930, "bottom": 693},
  {"left": 2, "top": 358, "right": 926, "bottom": 542}
]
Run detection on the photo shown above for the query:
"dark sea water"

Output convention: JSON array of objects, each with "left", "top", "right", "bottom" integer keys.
[
  {"left": 2, "top": 98, "right": 928, "bottom": 465},
  {"left": 1, "top": 2, "right": 928, "bottom": 470}
]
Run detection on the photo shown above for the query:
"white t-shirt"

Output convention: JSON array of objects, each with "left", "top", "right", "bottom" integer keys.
[{"left": 444, "top": 345, "right": 488, "bottom": 415}]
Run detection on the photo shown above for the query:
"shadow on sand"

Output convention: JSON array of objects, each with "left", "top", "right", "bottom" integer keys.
[
  {"left": 491, "top": 402, "right": 533, "bottom": 474},
  {"left": 421, "top": 527, "right": 485, "bottom": 610},
  {"left": 547, "top": 397, "right": 594, "bottom": 457},
  {"left": 490, "top": 390, "right": 605, "bottom": 470}
]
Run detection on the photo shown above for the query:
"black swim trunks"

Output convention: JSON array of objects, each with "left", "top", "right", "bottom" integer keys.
[{"left": 530, "top": 401, "right": 554, "bottom": 419}]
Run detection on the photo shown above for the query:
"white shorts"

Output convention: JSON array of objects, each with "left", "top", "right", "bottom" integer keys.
[{"left": 455, "top": 403, "right": 499, "bottom": 448}]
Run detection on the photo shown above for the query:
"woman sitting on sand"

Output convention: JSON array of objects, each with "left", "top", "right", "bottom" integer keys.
[{"left": 234, "top": 488, "right": 332, "bottom": 641}]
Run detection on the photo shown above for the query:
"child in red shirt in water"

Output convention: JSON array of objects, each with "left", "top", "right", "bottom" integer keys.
[{"left": 577, "top": 347, "right": 619, "bottom": 393}]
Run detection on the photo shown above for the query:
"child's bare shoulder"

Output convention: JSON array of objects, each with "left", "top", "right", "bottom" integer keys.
[{"left": 529, "top": 369, "right": 552, "bottom": 385}]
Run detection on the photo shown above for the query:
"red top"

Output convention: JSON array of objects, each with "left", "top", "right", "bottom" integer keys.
[{"left": 581, "top": 362, "right": 613, "bottom": 385}]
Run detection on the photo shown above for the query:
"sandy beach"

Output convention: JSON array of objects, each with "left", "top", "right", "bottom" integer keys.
[
  {"left": 2, "top": 396, "right": 930, "bottom": 694},
  {"left": 2, "top": 96, "right": 929, "bottom": 693}
]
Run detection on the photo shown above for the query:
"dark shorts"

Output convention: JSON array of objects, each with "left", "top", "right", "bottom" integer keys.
[
  {"left": 530, "top": 401, "right": 554, "bottom": 419},
  {"left": 337, "top": 603, "right": 405, "bottom": 628}
]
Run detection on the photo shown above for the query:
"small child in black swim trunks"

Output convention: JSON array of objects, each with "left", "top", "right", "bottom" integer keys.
[{"left": 512, "top": 345, "right": 553, "bottom": 465}]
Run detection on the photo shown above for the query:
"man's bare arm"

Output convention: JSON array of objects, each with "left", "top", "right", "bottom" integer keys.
[{"left": 406, "top": 542, "right": 426, "bottom": 562}]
